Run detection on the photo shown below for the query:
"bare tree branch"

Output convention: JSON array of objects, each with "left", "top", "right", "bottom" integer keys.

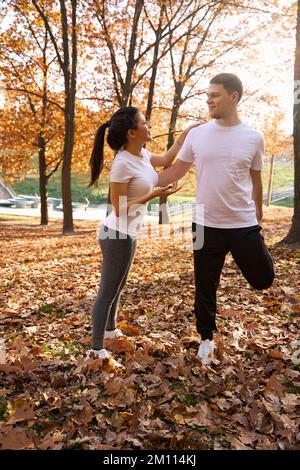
[
  {"left": 31, "top": 0, "right": 65, "bottom": 72},
  {"left": 0, "top": 87, "right": 65, "bottom": 112}
]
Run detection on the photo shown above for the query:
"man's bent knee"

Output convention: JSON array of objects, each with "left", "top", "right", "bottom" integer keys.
[{"left": 250, "top": 273, "right": 275, "bottom": 290}]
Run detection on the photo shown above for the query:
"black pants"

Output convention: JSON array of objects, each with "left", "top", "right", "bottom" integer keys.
[{"left": 192, "top": 223, "right": 275, "bottom": 340}]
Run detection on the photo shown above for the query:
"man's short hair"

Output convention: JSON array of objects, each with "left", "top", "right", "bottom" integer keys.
[{"left": 210, "top": 73, "right": 243, "bottom": 102}]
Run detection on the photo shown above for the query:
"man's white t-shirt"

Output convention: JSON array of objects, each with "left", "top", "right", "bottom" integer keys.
[
  {"left": 103, "top": 148, "right": 158, "bottom": 238},
  {"left": 178, "top": 120, "right": 264, "bottom": 228}
]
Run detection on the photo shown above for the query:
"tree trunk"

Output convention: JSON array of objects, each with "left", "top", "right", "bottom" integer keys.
[
  {"left": 145, "top": 4, "right": 165, "bottom": 122},
  {"left": 282, "top": 0, "right": 300, "bottom": 245},
  {"left": 62, "top": 98, "right": 75, "bottom": 234},
  {"left": 39, "top": 31, "right": 49, "bottom": 226},
  {"left": 145, "top": 5, "right": 166, "bottom": 225},
  {"left": 38, "top": 133, "right": 48, "bottom": 225},
  {"left": 61, "top": 0, "right": 77, "bottom": 234},
  {"left": 31, "top": 0, "right": 77, "bottom": 233},
  {"left": 266, "top": 154, "right": 274, "bottom": 207},
  {"left": 167, "top": 98, "right": 181, "bottom": 149},
  {"left": 158, "top": 194, "right": 169, "bottom": 224},
  {"left": 159, "top": 91, "right": 182, "bottom": 225},
  {"left": 122, "top": 0, "right": 143, "bottom": 105}
]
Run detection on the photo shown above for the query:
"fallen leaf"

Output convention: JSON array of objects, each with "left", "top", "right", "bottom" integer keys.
[
  {"left": 0, "top": 426, "right": 34, "bottom": 449},
  {"left": 6, "top": 398, "right": 35, "bottom": 424}
]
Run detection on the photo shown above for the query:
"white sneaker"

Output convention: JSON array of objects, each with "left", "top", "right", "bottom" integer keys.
[
  {"left": 197, "top": 339, "right": 215, "bottom": 365},
  {"left": 104, "top": 328, "right": 124, "bottom": 339},
  {"left": 86, "top": 348, "right": 125, "bottom": 370}
]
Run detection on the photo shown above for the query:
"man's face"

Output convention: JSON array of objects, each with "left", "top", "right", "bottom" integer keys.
[{"left": 206, "top": 83, "right": 238, "bottom": 119}]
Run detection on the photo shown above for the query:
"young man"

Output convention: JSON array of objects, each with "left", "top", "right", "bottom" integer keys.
[{"left": 158, "top": 73, "right": 275, "bottom": 365}]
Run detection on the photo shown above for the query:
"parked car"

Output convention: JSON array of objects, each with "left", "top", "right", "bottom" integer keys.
[
  {"left": 4, "top": 195, "right": 41, "bottom": 208},
  {"left": 0, "top": 199, "right": 15, "bottom": 207},
  {"left": 17, "top": 195, "right": 40, "bottom": 208}
]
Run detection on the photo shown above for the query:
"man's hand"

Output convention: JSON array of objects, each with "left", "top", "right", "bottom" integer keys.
[
  {"left": 250, "top": 169, "right": 263, "bottom": 226},
  {"left": 256, "top": 210, "right": 263, "bottom": 225}
]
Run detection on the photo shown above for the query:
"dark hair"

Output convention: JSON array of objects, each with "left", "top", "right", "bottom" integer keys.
[
  {"left": 210, "top": 73, "right": 243, "bottom": 102},
  {"left": 89, "top": 106, "right": 139, "bottom": 187}
]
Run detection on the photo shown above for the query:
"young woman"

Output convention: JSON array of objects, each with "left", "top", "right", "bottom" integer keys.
[{"left": 87, "top": 106, "right": 197, "bottom": 369}]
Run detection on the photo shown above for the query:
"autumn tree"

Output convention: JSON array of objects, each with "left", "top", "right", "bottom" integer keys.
[
  {"left": 157, "top": 1, "right": 224, "bottom": 223},
  {"left": 86, "top": 0, "right": 210, "bottom": 213},
  {"left": 86, "top": 0, "right": 224, "bottom": 120},
  {"left": 156, "top": 0, "right": 295, "bottom": 223},
  {"left": 283, "top": 0, "right": 300, "bottom": 246},
  {"left": 0, "top": 0, "right": 296, "bottom": 232},
  {"left": 0, "top": 3, "right": 66, "bottom": 225},
  {"left": 31, "top": 0, "right": 79, "bottom": 234},
  {"left": 86, "top": 0, "right": 144, "bottom": 108}
]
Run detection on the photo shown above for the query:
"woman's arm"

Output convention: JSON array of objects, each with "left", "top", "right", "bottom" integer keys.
[
  {"left": 110, "top": 182, "right": 182, "bottom": 216},
  {"left": 150, "top": 123, "right": 201, "bottom": 168}
]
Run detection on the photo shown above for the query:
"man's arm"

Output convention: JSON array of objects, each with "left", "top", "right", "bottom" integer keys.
[
  {"left": 157, "top": 159, "right": 192, "bottom": 186},
  {"left": 251, "top": 169, "right": 263, "bottom": 224}
]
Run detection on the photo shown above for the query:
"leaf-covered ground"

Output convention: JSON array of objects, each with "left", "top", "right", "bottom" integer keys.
[{"left": 0, "top": 207, "right": 299, "bottom": 450}]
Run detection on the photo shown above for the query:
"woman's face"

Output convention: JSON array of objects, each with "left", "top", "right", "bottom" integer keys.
[{"left": 130, "top": 112, "right": 152, "bottom": 143}]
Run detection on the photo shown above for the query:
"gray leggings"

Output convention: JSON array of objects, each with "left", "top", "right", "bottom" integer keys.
[{"left": 92, "top": 225, "right": 137, "bottom": 349}]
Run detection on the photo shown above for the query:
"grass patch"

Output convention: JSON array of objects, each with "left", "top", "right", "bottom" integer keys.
[
  {"left": 40, "top": 305, "right": 55, "bottom": 314},
  {"left": 9, "top": 173, "right": 109, "bottom": 205},
  {"left": 192, "top": 425, "right": 208, "bottom": 434},
  {"left": 144, "top": 310, "right": 155, "bottom": 318},
  {"left": 263, "top": 161, "right": 293, "bottom": 192},
  {"left": 287, "top": 385, "right": 300, "bottom": 395},
  {"left": 7, "top": 163, "right": 294, "bottom": 209},
  {"left": 74, "top": 383, "right": 87, "bottom": 393},
  {"left": 14, "top": 384, "right": 24, "bottom": 394},
  {"left": 69, "top": 397, "right": 81, "bottom": 406},
  {"left": 170, "top": 380, "right": 185, "bottom": 392},
  {"left": 272, "top": 197, "right": 294, "bottom": 208},
  {"left": 29, "top": 421, "right": 47, "bottom": 436},
  {"left": 178, "top": 394, "right": 198, "bottom": 407},
  {"left": 134, "top": 381, "right": 144, "bottom": 394},
  {"left": 5, "top": 156, "right": 293, "bottom": 206}
]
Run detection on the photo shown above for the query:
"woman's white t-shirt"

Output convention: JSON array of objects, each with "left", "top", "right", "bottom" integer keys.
[{"left": 103, "top": 148, "right": 158, "bottom": 238}]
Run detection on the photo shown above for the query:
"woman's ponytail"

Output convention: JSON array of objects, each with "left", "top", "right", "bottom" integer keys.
[
  {"left": 89, "top": 107, "right": 139, "bottom": 187},
  {"left": 88, "top": 122, "right": 109, "bottom": 187}
]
